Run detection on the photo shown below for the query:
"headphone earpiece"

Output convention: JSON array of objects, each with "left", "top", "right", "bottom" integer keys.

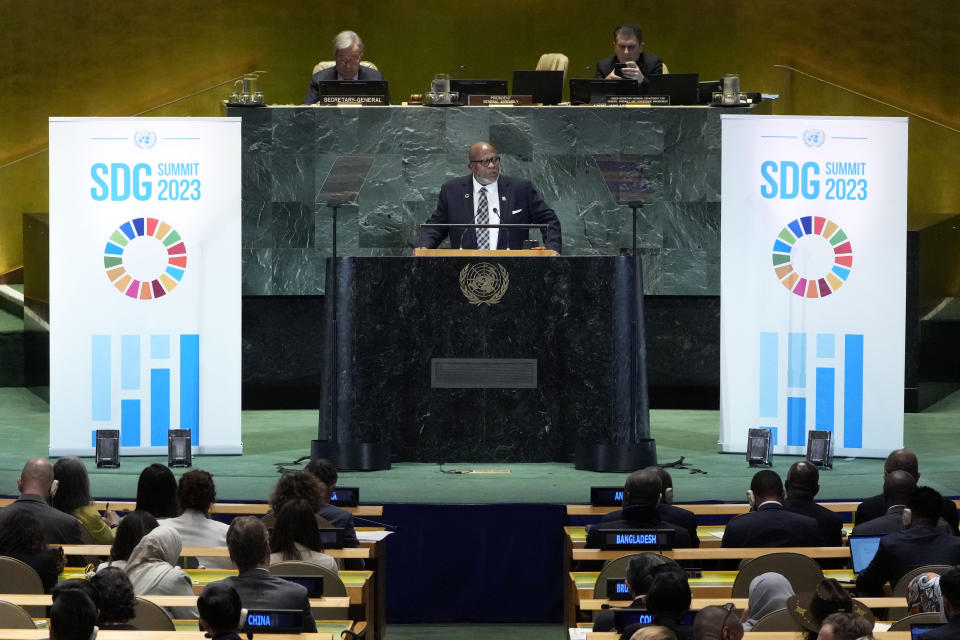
[
  {"left": 663, "top": 487, "right": 673, "bottom": 505},
  {"left": 902, "top": 508, "right": 912, "bottom": 529},
  {"left": 239, "top": 607, "right": 248, "bottom": 630},
  {"left": 89, "top": 626, "right": 98, "bottom": 640},
  {"left": 50, "top": 479, "right": 59, "bottom": 497},
  {"left": 746, "top": 490, "right": 756, "bottom": 508}
]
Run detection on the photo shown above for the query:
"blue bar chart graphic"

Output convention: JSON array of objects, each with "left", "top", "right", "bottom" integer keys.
[
  {"left": 756, "top": 331, "right": 863, "bottom": 449},
  {"left": 91, "top": 333, "right": 199, "bottom": 449}
]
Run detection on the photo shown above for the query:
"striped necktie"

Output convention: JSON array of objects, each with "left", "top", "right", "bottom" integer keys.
[{"left": 476, "top": 187, "right": 490, "bottom": 249}]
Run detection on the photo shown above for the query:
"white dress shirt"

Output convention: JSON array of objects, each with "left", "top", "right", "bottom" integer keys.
[{"left": 472, "top": 176, "right": 501, "bottom": 250}]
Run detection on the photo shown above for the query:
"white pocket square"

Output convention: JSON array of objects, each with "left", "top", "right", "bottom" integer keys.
[{"left": 511, "top": 208, "right": 523, "bottom": 214}]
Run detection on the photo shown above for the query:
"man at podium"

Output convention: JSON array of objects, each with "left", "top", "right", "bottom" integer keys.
[{"left": 417, "top": 141, "right": 562, "bottom": 252}]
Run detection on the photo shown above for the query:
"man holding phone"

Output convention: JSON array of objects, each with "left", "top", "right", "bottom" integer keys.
[{"left": 595, "top": 22, "right": 664, "bottom": 87}]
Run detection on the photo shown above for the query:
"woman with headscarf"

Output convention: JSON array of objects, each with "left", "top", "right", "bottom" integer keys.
[
  {"left": 742, "top": 572, "right": 796, "bottom": 631},
  {"left": 124, "top": 525, "right": 197, "bottom": 620}
]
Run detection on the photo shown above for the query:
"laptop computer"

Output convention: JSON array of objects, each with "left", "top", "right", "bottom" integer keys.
[
  {"left": 642, "top": 73, "right": 700, "bottom": 105},
  {"left": 569, "top": 78, "right": 638, "bottom": 105},
  {"left": 512, "top": 70, "right": 563, "bottom": 105},
  {"left": 449, "top": 79, "right": 508, "bottom": 105},
  {"left": 315, "top": 80, "right": 391, "bottom": 105},
  {"left": 274, "top": 574, "right": 324, "bottom": 597},
  {"left": 848, "top": 534, "right": 883, "bottom": 574}
]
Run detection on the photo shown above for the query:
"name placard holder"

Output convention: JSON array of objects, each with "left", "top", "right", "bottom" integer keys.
[
  {"left": 598, "top": 528, "right": 675, "bottom": 550},
  {"left": 467, "top": 94, "right": 534, "bottom": 106},
  {"left": 320, "top": 95, "right": 388, "bottom": 105},
  {"left": 606, "top": 95, "right": 671, "bottom": 106}
]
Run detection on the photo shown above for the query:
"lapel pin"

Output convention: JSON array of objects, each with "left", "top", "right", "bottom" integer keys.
[
  {"left": 464, "top": 193, "right": 470, "bottom": 198},
  {"left": 501, "top": 195, "right": 507, "bottom": 201}
]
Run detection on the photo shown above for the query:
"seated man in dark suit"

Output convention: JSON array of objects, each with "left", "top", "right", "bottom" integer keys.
[
  {"left": 198, "top": 582, "right": 244, "bottom": 640},
  {"left": 857, "top": 486, "right": 960, "bottom": 596},
  {"left": 587, "top": 468, "right": 692, "bottom": 548},
  {"left": 306, "top": 458, "right": 359, "bottom": 548},
  {"left": 721, "top": 469, "right": 823, "bottom": 548},
  {"left": 595, "top": 22, "right": 664, "bottom": 87},
  {"left": 654, "top": 467, "right": 700, "bottom": 548},
  {"left": 417, "top": 141, "right": 562, "bottom": 253},
  {"left": 851, "top": 470, "right": 951, "bottom": 536},
  {"left": 856, "top": 449, "right": 958, "bottom": 535},
  {"left": 919, "top": 566, "right": 960, "bottom": 640},
  {"left": 782, "top": 461, "right": 843, "bottom": 547},
  {"left": 0, "top": 458, "right": 83, "bottom": 544},
  {"left": 593, "top": 553, "right": 681, "bottom": 631},
  {"left": 303, "top": 30, "right": 385, "bottom": 104},
  {"left": 620, "top": 568, "right": 694, "bottom": 640},
  {"left": 215, "top": 517, "right": 316, "bottom": 632}
]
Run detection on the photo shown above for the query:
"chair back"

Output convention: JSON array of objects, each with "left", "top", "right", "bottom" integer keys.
[
  {"left": 130, "top": 596, "right": 176, "bottom": 631},
  {"left": 661, "top": 62, "right": 670, "bottom": 74},
  {"left": 888, "top": 564, "right": 953, "bottom": 620},
  {"left": 887, "top": 611, "right": 945, "bottom": 631},
  {"left": 750, "top": 608, "right": 803, "bottom": 632},
  {"left": 269, "top": 560, "right": 348, "bottom": 620},
  {"left": 0, "top": 599, "right": 36, "bottom": 629},
  {"left": 535, "top": 53, "right": 569, "bottom": 86},
  {"left": 591, "top": 552, "right": 671, "bottom": 598},
  {"left": 0, "top": 555, "right": 44, "bottom": 616},
  {"left": 731, "top": 552, "right": 824, "bottom": 598},
  {"left": 312, "top": 60, "right": 379, "bottom": 75}
]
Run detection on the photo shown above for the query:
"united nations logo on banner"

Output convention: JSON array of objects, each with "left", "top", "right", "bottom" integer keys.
[
  {"left": 134, "top": 130, "right": 157, "bottom": 149},
  {"left": 803, "top": 129, "right": 825, "bottom": 147},
  {"left": 459, "top": 262, "right": 509, "bottom": 305}
]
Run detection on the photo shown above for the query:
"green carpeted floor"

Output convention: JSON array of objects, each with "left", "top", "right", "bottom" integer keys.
[{"left": 1, "top": 385, "right": 958, "bottom": 503}]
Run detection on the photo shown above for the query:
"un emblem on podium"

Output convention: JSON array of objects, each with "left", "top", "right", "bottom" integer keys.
[{"left": 459, "top": 262, "right": 509, "bottom": 305}]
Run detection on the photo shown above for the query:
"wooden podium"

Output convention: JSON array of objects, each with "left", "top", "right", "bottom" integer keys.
[{"left": 413, "top": 249, "right": 558, "bottom": 257}]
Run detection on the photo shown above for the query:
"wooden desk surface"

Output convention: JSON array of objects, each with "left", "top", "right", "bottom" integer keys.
[
  {"left": 565, "top": 525, "right": 854, "bottom": 548},
  {"left": 0, "top": 498, "right": 383, "bottom": 517},
  {"left": 0, "top": 593, "right": 349, "bottom": 609},
  {"left": 60, "top": 544, "right": 370, "bottom": 560},
  {"left": 571, "top": 569, "right": 856, "bottom": 597},
  {"left": 571, "top": 546, "right": 850, "bottom": 561},
  {"left": 587, "top": 633, "right": 908, "bottom": 640},
  {"left": 566, "top": 501, "right": 867, "bottom": 517},
  {"left": 413, "top": 248, "right": 558, "bottom": 257},
  {"left": 0, "top": 633, "right": 334, "bottom": 640},
  {"left": 577, "top": 596, "right": 906, "bottom": 611}
]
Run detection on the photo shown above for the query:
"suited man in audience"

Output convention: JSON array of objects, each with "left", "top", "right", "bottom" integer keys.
[
  {"left": 0, "top": 458, "right": 82, "bottom": 544},
  {"left": 721, "top": 469, "right": 823, "bottom": 548},
  {"left": 593, "top": 554, "right": 681, "bottom": 631},
  {"left": 782, "top": 461, "right": 844, "bottom": 547},
  {"left": 692, "top": 604, "right": 745, "bottom": 640},
  {"left": 653, "top": 467, "right": 700, "bottom": 548},
  {"left": 919, "top": 566, "right": 960, "bottom": 639},
  {"left": 303, "top": 30, "right": 384, "bottom": 105},
  {"left": 417, "top": 141, "right": 562, "bottom": 253},
  {"left": 620, "top": 569, "right": 694, "bottom": 640},
  {"left": 851, "top": 470, "right": 952, "bottom": 536},
  {"left": 586, "top": 467, "right": 692, "bottom": 548},
  {"left": 215, "top": 517, "right": 316, "bottom": 632},
  {"left": 305, "top": 458, "right": 363, "bottom": 569},
  {"left": 856, "top": 486, "right": 960, "bottom": 596},
  {"left": 856, "top": 449, "right": 958, "bottom": 534},
  {"left": 595, "top": 22, "right": 664, "bottom": 87}
]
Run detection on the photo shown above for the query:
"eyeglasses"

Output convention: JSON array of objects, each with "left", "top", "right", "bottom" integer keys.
[
  {"left": 470, "top": 156, "right": 501, "bottom": 167},
  {"left": 717, "top": 603, "right": 738, "bottom": 639},
  {"left": 335, "top": 55, "right": 361, "bottom": 64}
]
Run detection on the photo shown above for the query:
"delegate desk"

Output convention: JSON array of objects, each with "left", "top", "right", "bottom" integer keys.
[
  {"left": 588, "top": 634, "right": 910, "bottom": 640},
  {"left": 0, "top": 633, "right": 334, "bottom": 640},
  {"left": 565, "top": 524, "right": 854, "bottom": 549}
]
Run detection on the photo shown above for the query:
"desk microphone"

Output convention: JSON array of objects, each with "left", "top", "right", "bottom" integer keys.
[{"left": 353, "top": 515, "right": 400, "bottom": 532}]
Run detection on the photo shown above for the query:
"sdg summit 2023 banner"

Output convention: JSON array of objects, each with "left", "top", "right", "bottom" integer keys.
[
  {"left": 719, "top": 115, "right": 907, "bottom": 457},
  {"left": 49, "top": 118, "right": 241, "bottom": 456}
]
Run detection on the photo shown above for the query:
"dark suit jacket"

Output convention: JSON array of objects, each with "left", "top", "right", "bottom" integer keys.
[
  {"left": 721, "top": 502, "right": 824, "bottom": 548},
  {"left": 317, "top": 503, "right": 363, "bottom": 570},
  {"left": 218, "top": 569, "right": 317, "bottom": 632},
  {"left": 599, "top": 504, "right": 699, "bottom": 548},
  {"left": 587, "top": 504, "right": 693, "bottom": 549},
  {"left": 595, "top": 53, "right": 664, "bottom": 84},
  {"left": 855, "top": 524, "right": 960, "bottom": 596},
  {"left": 856, "top": 493, "right": 959, "bottom": 535},
  {"left": 417, "top": 174, "right": 562, "bottom": 252},
  {"left": 918, "top": 616, "right": 960, "bottom": 639},
  {"left": 0, "top": 494, "right": 83, "bottom": 544},
  {"left": 850, "top": 505, "right": 952, "bottom": 537},
  {"left": 621, "top": 614, "right": 693, "bottom": 640},
  {"left": 592, "top": 596, "right": 643, "bottom": 632},
  {"left": 783, "top": 495, "right": 844, "bottom": 547},
  {"left": 303, "top": 65, "right": 386, "bottom": 104}
]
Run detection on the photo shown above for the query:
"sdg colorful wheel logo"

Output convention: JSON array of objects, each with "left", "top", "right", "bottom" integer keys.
[
  {"left": 771, "top": 216, "right": 852, "bottom": 298},
  {"left": 103, "top": 218, "right": 187, "bottom": 300}
]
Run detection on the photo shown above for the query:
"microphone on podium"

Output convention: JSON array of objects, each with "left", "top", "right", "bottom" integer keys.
[{"left": 493, "top": 208, "right": 501, "bottom": 249}]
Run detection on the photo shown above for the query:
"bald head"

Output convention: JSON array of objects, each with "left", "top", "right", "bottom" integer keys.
[
  {"left": 692, "top": 605, "right": 743, "bottom": 640},
  {"left": 786, "top": 460, "right": 820, "bottom": 497},
  {"left": 467, "top": 141, "right": 501, "bottom": 185},
  {"left": 882, "top": 469, "right": 916, "bottom": 507},
  {"left": 18, "top": 457, "right": 54, "bottom": 497},
  {"left": 624, "top": 468, "right": 662, "bottom": 506},
  {"left": 884, "top": 449, "right": 919, "bottom": 478}
]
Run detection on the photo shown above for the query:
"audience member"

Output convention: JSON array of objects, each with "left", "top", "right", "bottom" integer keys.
[
  {"left": 593, "top": 553, "right": 681, "bottom": 631},
  {"left": 741, "top": 572, "right": 795, "bottom": 632},
  {"left": 51, "top": 577, "right": 100, "bottom": 613},
  {"left": 269, "top": 498, "right": 338, "bottom": 573},
  {"left": 0, "top": 458, "right": 82, "bottom": 544},
  {"left": 907, "top": 571, "right": 944, "bottom": 615},
  {"left": 652, "top": 467, "right": 699, "bottom": 547},
  {"left": 855, "top": 449, "right": 958, "bottom": 534},
  {"left": 692, "top": 604, "right": 745, "bottom": 640},
  {"left": 49, "top": 589, "right": 98, "bottom": 640},
  {"left": 198, "top": 582, "right": 244, "bottom": 640},
  {"left": 0, "top": 509, "right": 60, "bottom": 591},
  {"left": 135, "top": 463, "right": 179, "bottom": 519},
  {"left": 124, "top": 525, "right": 198, "bottom": 619},
  {"left": 90, "top": 566, "right": 137, "bottom": 630},
  {"left": 631, "top": 626, "right": 679, "bottom": 640},
  {"left": 587, "top": 468, "right": 692, "bottom": 548},
  {"left": 270, "top": 470, "right": 325, "bottom": 513},
  {"left": 857, "top": 487, "right": 960, "bottom": 596},
  {"left": 817, "top": 612, "right": 874, "bottom": 640},
  {"left": 164, "top": 469, "right": 232, "bottom": 569},
  {"left": 306, "top": 459, "right": 361, "bottom": 549},
  {"left": 850, "top": 471, "right": 951, "bottom": 536},
  {"left": 216, "top": 516, "right": 316, "bottom": 632},
  {"left": 595, "top": 22, "right": 664, "bottom": 85},
  {"left": 721, "top": 470, "right": 823, "bottom": 548},
  {"left": 919, "top": 566, "right": 960, "bottom": 639},
  {"left": 51, "top": 456, "right": 118, "bottom": 544},
  {"left": 783, "top": 461, "right": 843, "bottom": 547},
  {"left": 97, "top": 509, "right": 159, "bottom": 572},
  {"left": 303, "top": 30, "right": 385, "bottom": 105},
  {"left": 621, "top": 569, "right": 693, "bottom": 640},
  {"left": 787, "top": 579, "right": 874, "bottom": 640}
]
